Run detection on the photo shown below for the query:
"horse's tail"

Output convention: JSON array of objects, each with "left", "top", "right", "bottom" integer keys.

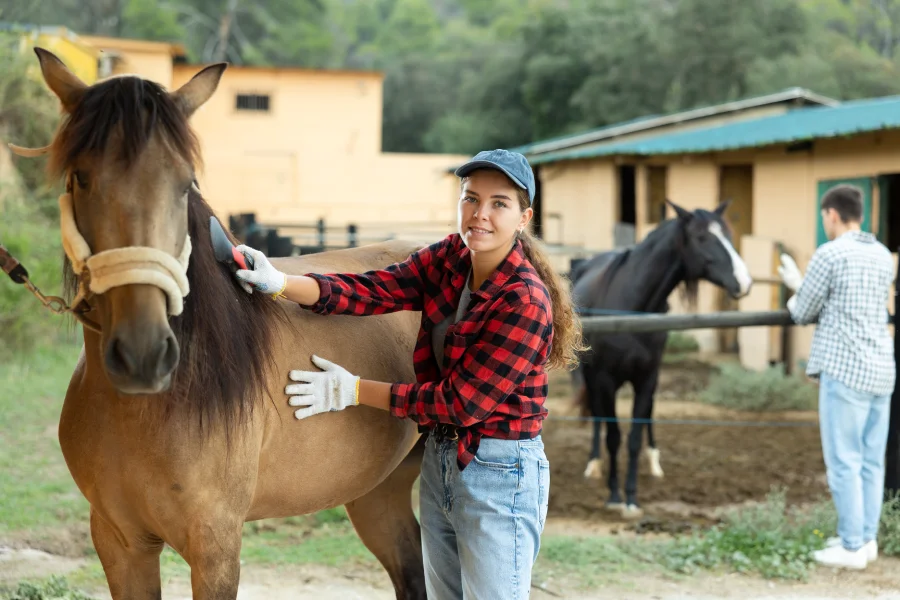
[{"left": 568, "top": 363, "right": 591, "bottom": 418}]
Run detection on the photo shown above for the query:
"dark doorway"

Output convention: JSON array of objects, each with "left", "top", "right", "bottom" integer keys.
[
  {"left": 618, "top": 165, "right": 636, "bottom": 225},
  {"left": 532, "top": 165, "right": 543, "bottom": 239},
  {"left": 878, "top": 174, "right": 900, "bottom": 252}
]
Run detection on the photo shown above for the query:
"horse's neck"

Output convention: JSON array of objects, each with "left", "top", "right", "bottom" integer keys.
[{"left": 613, "top": 225, "right": 685, "bottom": 313}]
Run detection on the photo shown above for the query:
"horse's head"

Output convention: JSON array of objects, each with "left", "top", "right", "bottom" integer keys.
[
  {"left": 31, "top": 49, "right": 226, "bottom": 394},
  {"left": 668, "top": 199, "right": 752, "bottom": 300}
]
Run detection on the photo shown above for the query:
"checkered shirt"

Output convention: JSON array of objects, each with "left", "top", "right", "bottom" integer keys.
[
  {"left": 789, "top": 230, "right": 896, "bottom": 397},
  {"left": 307, "top": 234, "right": 552, "bottom": 469}
]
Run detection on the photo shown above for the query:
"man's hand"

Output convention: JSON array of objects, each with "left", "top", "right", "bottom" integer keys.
[{"left": 778, "top": 253, "right": 804, "bottom": 293}]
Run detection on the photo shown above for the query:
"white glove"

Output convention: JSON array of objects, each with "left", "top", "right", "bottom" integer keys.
[
  {"left": 285, "top": 355, "right": 360, "bottom": 420},
  {"left": 777, "top": 253, "right": 803, "bottom": 293},
  {"left": 787, "top": 294, "right": 798, "bottom": 313},
  {"left": 234, "top": 245, "right": 287, "bottom": 297}
]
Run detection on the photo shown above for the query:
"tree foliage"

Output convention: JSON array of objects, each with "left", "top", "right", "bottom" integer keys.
[{"left": 4, "top": 0, "right": 900, "bottom": 153}]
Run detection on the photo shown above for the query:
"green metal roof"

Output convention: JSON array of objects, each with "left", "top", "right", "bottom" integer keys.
[
  {"left": 529, "top": 95, "right": 900, "bottom": 165},
  {"left": 513, "top": 87, "right": 838, "bottom": 157}
]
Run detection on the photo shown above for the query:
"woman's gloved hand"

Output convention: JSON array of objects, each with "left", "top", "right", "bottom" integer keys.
[
  {"left": 234, "top": 245, "right": 287, "bottom": 297},
  {"left": 285, "top": 355, "right": 360, "bottom": 420}
]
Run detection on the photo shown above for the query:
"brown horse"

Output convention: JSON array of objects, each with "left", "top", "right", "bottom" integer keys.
[{"left": 20, "top": 48, "right": 428, "bottom": 598}]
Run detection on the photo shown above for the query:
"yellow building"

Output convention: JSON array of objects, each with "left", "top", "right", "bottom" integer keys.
[
  {"left": 13, "top": 29, "right": 466, "bottom": 245},
  {"left": 510, "top": 91, "right": 900, "bottom": 372}
]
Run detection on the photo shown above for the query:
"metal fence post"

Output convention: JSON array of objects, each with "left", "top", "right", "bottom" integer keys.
[
  {"left": 886, "top": 253, "right": 900, "bottom": 497},
  {"left": 348, "top": 224, "right": 358, "bottom": 248},
  {"left": 316, "top": 218, "right": 326, "bottom": 251}
]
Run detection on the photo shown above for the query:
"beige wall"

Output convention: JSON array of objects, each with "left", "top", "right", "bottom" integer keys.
[
  {"left": 169, "top": 65, "right": 465, "bottom": 242},
  {"left": 80, "top": 36, "right": 176, "bottom": 86},
  {"left": 538, "top": 159, "right": 616, "bottom": 272}
]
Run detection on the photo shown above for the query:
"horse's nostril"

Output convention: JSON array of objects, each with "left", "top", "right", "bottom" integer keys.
[
  {"left": 106, "top": 337, "right": 138, "bottom": 377},
  {"left": 155, "top": 334, "right": 180, "bottom": 378}
]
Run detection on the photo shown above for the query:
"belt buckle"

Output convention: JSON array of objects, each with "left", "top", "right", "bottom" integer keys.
[{"left": 435, "top": 424, "right": 458, "bottom": 443}]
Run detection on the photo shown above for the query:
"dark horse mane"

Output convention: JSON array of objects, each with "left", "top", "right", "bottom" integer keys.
[{"left": 55, "top": 76, "right": 289, "bottom": 437}]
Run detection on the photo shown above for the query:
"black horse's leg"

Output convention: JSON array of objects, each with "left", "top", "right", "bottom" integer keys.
[
  {"left": 597, "top": 373, "right": 622, "bottom": 509},
  {"left": 623, "top": 371, "right": 660, "bottom": 517},
  {"left": 645, "top": 408, "right": 664, "bottom": 478},
  {"left": 581, "top": 364, "right": 604, "bottom": 479}
]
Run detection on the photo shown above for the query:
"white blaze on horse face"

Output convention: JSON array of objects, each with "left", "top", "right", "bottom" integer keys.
[{"left": 708, "top": 222, "right": 752, "bottom": 296}]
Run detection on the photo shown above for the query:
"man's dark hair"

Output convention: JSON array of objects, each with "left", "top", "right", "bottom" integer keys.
[{"left": 821, "top": 184, "right": 863, "bottom": 223}]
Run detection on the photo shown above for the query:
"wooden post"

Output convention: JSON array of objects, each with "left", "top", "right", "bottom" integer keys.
[
  {"left": 886, "top": 253, "right": 900, "bottom": 497},
  {"left": 316, "top": 218, "right": 326, "bottom": 251}
]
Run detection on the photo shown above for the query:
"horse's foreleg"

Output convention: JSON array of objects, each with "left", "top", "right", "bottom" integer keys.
[
  {"left": 181, "top": 519, "right": 243, "bottom": 599},
  {"left": 345, "top": 437, "right": 426, "bottom": 600},
  {"left": 90, "top": 508, "right": 163, "bottom": 600}
]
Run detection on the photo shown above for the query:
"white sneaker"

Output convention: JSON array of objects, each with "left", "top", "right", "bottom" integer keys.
[
  {"left": 825, "top": 537, "right": 877, "bottom": 562},
  {"left": 814, "top": 543, "right": 868, "bottom": 569}
]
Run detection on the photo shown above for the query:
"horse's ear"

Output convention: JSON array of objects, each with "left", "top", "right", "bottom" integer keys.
[
  {"left": 172, "top": 63, "right": 228, "bottom": 118},
  {"left": 714, "top": 198, "right": 732, "bottom": 216},
  {"left": 34, "top": 47, "right": 87, "bottom": 112},
  {"left": 665, "top": 199, "right": 692, "bottom": 221}
]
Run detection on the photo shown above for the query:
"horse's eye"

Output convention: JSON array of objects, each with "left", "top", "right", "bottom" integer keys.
[{"left": 74, "top": 170, "right": 88, "bottom": 189}]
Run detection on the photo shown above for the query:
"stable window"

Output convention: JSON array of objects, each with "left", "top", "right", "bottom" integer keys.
[{"left": 236, "top": 94, "right": 270, "bottom": 112}]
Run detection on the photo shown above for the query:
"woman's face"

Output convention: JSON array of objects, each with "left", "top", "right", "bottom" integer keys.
[{"left": 458, "top": 169, "right": 532, "bottom": 254}]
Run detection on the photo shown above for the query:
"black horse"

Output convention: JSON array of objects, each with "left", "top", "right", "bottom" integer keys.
[{"left": 571, "top": 199, "right": 752, "bottom": 518}]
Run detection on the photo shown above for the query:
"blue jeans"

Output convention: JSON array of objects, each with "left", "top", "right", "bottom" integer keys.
[
  {"left": 419, "top": 433, "right": 550, "bottom": 599},
  {"left": 819, "top": 373, "right": 891, "bottom": 551}
]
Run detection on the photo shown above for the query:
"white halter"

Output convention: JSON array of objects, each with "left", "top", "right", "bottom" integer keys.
[
  {"left": 7, "top": 142, "right": 193, "bottom": 327},
  {"left": 59, "top": 190, "right": 192, "bottom": 317}
]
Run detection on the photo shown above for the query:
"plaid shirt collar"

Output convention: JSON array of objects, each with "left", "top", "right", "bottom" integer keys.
[
  {"left": 445, "top": 235, "right": 526, "bottom": 301},
  {"left": 838, "top": 230, "right": 876, "bottom": 244}
]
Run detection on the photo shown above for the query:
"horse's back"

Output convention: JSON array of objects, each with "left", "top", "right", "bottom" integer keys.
[{"left": 271, "top": 239, "right": 428, "bottom": 276}]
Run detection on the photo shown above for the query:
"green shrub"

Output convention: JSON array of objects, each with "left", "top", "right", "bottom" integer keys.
[
  {"left": 699, "top": 363, "right": 818, "bottom": 411},
  {"left": 0, "top": 192, "right": 73, "bottom": 358},
  {"left": 664, "top": 332, "right": 700, "bottom": 354},
  {"left": 1, "top": 576, "right": 94, "bottom": 600},
  {"left": 879, "top": 493, "right": 900, "bottom": 557},
  {"left": 639, "top": 488, "right": 835, "bottom": 581}
]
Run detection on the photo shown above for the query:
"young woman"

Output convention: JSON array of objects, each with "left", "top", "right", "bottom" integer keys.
[{"left": 235, "top": 149, "right": 584, "bottom": 598}]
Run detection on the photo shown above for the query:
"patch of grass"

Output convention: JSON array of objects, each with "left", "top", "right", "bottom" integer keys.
[
  {"left": 638, "top": 488, "right": 835, "bottom": 581},
  {"left": 665, "top": 332, "right": 701, "bottom": 355},
  {"left": 0, "top": 344, "right": 87, "bottom": 536},
  {"left": 0, "top": 575, "right": 95, "bottom": 600},
  {"left": 240, "top": 515, "right": 373, "bottom": 567},
  {"left": 699, "top": 363, "right": 818, "bottom": 411},
  {"left": 533, "top": 535, "right": 648, "bottom": 590}
]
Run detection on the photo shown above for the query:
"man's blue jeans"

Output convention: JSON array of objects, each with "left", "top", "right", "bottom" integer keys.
[{"left": 819, "top": 373, "right": 891, "bottom": 551}]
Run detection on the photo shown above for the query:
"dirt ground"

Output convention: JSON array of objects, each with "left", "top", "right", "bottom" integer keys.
[
  {"left": 542, "top": 362, "right": 828, "bottom": 526},
  {"left": 6, "top": 359, "right": 899, "bottom": 599},
  {"left": 5, "top": 545, "right": 900, "bottom": 600}
]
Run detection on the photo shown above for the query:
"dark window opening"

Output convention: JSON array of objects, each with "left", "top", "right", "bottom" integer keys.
[{"left": 236, "top": 94, "right": 270, "bottom": 112}]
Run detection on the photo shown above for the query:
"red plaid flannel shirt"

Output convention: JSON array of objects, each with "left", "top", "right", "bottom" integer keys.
[{"left": 306, "top": 233, "right": 552, "bottom": 469}]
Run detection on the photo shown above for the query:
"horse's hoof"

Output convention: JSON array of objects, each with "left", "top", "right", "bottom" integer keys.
[
  {"left": 645, "top": 448, "right": 664, "bottom": 478},
  {"left": 621, "top": 503, "right": 643, "bottom": 520},
  {"left": 583, "top": 458, "right": 602, "bottom": 479}
]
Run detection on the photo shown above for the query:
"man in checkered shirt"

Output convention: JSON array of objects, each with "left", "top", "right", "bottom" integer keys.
[{"left": 779, "top": 183, "right": 896, "bottom": 570}]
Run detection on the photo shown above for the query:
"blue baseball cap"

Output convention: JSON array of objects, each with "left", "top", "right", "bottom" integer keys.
[{"left": 454, "top": 149, "right": 536, "bottom": 205}]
